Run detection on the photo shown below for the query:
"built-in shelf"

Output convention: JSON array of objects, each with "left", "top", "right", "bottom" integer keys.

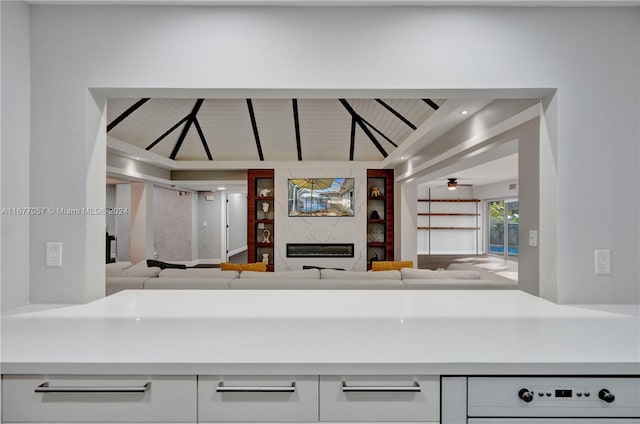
[
  {"left": 367, "top": 169, "right": 394, "bottom": 269},
  {"left": 248, "top": 169, "right": 275, "bottom": 271}
]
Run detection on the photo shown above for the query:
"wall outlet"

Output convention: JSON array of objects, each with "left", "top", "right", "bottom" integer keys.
[
  {"left": 594, "top": 249, "right": 611, "bottom": 275},
  {"left": 46, "top": 242, "right": 62, "bottom": 267}
]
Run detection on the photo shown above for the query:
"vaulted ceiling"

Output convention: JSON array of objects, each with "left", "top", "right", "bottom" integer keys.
[{"left": 106, "top": 98, "right": 444, "bottom": 163}]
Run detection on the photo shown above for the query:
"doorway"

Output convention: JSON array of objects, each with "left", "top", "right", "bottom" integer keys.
[{"left": 488, "top": 199, "right": 519, "bottom": 259}]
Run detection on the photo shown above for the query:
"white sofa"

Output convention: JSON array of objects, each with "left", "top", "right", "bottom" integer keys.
[
  {"left": 106, "top": 261, "right": 517, "bottom": 295},
  {"left": 144, "top": 268, "right": 240, "bottom": 290},
  {"left": 233, "top": 269, "right": 404, "bottom": 290}
]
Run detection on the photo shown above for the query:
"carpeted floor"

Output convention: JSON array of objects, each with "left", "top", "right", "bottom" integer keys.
[{"left": 418, "top": 254, "right": 518, "bottom": 281}]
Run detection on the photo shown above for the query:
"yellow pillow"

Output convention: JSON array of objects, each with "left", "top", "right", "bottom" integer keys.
[
  {"left": 240, "top": 262, "right": 267, "bottom": 272},
  {"left": 220, "top": 262, "right": 242, "bottom": 271},
  {"left": 372, "top": 260, "right": 414, "bottom": 271}
]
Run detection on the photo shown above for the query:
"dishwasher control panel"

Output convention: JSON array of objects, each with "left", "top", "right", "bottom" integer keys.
[{"left": 468, "top": 377, "right": 640, "bottom": 418}]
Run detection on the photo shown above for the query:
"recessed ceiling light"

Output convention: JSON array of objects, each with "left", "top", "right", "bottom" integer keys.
[
  {"left": 134, "top": 156, "right": 141, "bottom": 160},
  {"left": 217, "top": 187, "right": 226, "bottom": 190},
  {"left": 400, "top": 156, "right": 406, "bottom": 160},
  {"left": 460, "top": 110, "right": 469, "bottom": 115}
]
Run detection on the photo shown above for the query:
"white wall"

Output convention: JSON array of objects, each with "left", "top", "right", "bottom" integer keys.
[
  {"left": 227, "top": 193, "right": 247, "bottom": 255},
  {"left": 153, "top": 186, "right": 193, "bottom": 261},
  {"left": 115, "top": 183, "right": 131, "bottom": 261},
  {"left": 24, "top": 5, "right": 640, "bottom": 304},
  {"left": 197, "top": 191, "right": 224, "bottom": 260},
  {"left": 1, "top": 1, "right": 30, "bottom": 311},
  {"left": 473, "top": 180, "right": 518, "bottom": 201}
]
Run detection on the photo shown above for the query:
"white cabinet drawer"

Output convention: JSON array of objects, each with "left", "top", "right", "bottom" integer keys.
[
  {"left": 2, "top": 375, "right": 196, "bottom": 423},
  {"left": 319, "top": 375, "right": 439, "bottom": 422},
  {"left": 198, "top": 375, "right": 319, "bottom": 422}
]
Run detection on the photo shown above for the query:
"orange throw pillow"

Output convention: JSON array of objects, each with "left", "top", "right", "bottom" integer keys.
[
  {"left": 240, "top": 262, "right": 267, "bottom": 272},
  {"left": 220, "top": 262, "right": 242, "bottom": 271},
  {"left": 371, "top": 260, "right": 413, "bottom": 271}
]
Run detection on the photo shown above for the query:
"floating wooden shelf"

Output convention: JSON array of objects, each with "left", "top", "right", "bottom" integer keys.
[
  {"left": 256, "top": 219, "right": 274, "bottom": 224},
  {"left": 418, "top": 226, "right": 480, "bottom": 230},
  {"left": 368, "top": 219, "right": 386, "bottom": 224},
  {"left": 418, "top": 213, "right": 480, "bottom": 216},
  {"left": 368, "top": 196, "right": 386, "bottom": 201},
  {"left": 368, "top": 242, "right": 386, "bottom": 247},
  {"left": 255, "top": 196, "right": 274, "bottom": 201},
  {"left": 256, "top": 242, "right": 273, "bottom": 247},
  {"left": 418, "top": 199, "right": 480, "bottom": 202}
]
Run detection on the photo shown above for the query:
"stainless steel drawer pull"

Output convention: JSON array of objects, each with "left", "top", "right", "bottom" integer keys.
[
  {"left": 341, "top": 381, "right": 421, "bottom": 392},
  {"left": 35, "top": 382, "right": 151, "bottom": 393},
  {"left": 216, "top": 381, "right": 297, "bottom": 392}
]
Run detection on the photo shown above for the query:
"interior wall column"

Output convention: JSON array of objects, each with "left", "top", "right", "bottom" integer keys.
[
  {"left": 219, "top": 191, "right": 228, "bottom": 263},
  {"left": 398, "top": 182, "right": 418, "bottom": 266},
  {"left": 130, "top": 182, "right": 154, "bottom": 264},
  {"left": 538, "top": 93, "right": 559, "bottom": 302}
]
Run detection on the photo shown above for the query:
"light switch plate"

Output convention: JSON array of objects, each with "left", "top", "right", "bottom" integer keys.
[{"left": 528, "top": 230, "right": 538, "bottom": 247}]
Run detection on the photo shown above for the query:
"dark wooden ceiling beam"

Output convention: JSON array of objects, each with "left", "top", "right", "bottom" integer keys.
[
  {"left": 169, "top": 99, "right": 204, "bottom": 160},
  {"left": 375, "top": 99, "right": 417, "bottom": 130},
  {"left": 349, "top": 116, "right": 356, "bottom": 161},
  {"left": 339, "top": 99, "right": 388, "bottom": 158},
  {"left": 359, "top": 116, "right": 398, "bottom": 148},
  {"left": 107, "top": 98, "right": 149, "bottom": 132},
  {"left": 193, "top": 117, "right": 213, "bottom": 160},
  {"left": 146, "top": 115, "right": 189, "bottom": 151},
  {"left": 292, "top": 99, "right": 302, "bottom": 161},
  {"left": 422, "top": 99, "right": 440, "bottom": 110},
  {"left": 246, "top": 99, "right": 265, "bottom": 161}
]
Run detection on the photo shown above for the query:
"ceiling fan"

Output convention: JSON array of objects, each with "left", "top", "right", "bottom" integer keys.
[{"left": 444, "top": 177, "right": 472, "bottom": 191}]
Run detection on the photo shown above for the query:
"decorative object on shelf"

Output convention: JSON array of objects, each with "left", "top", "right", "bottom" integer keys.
[
  {"left": 368, "top": 225, "right": 384, "bottom": 242},
  {"left": 370, "top": 186, "right": 383, "bottom": 197},
  {"left": 447, "top": 178, "right": 458, "bottom": 190},
  {"left": 262, "top": 253, "right": 270, "bottom": 264},
  {"left": 370, "top": 210, "right": 380, "bottom": 220},
  {"left": 262, "top": 202, "right": 270, "bottom": 219},
  {"left": 259, "top": 188, "right": 272, "bottom": 197},
  {"left": 368, "top": 252, "right": 379, "bottom": 265},
  {"left": 262, "top": 229, "right": 271, "bottom": 243}
]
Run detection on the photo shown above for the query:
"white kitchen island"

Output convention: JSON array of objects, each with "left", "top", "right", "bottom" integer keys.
[
  {"left": 2, "top": 290, "right": 639, "bottom": 375},
  {"left": 2, "top": 290, "right": 639, "bottom": 423}
]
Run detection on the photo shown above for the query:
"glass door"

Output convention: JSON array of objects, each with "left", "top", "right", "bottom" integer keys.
[{"left": 488, "top": 199, "right": 519, "bottom": 259}]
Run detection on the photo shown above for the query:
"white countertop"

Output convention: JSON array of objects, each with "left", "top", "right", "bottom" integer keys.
[{"left": 2, "top": 290, "right": 639, "bottom": 375}]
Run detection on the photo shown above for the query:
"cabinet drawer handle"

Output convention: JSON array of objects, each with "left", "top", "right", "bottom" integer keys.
[
  {"left": 35, "top": 382, "right": 151, "bottom": 393},
  {"left": 341, "top": 381, "right": 421, "bottom": 392},
  {"left": 216, "top": 381, "right": 296, "bottom": 392}
]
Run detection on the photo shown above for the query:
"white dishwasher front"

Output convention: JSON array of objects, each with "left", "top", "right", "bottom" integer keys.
[{"left": 467, "top": 377, "right": 640, "bottom": 424}]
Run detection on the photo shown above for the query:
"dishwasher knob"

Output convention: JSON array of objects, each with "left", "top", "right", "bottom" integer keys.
[
  {"left": 518, "top": 388, "right": 534, "bottom": 402},
  {"left": 598, "top": 389, "right": 615, "bottom": 403}
]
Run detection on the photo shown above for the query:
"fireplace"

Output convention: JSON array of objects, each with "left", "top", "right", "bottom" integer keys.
[{"left": 286, "top": 243, "right": 354, "bottom": 258}]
